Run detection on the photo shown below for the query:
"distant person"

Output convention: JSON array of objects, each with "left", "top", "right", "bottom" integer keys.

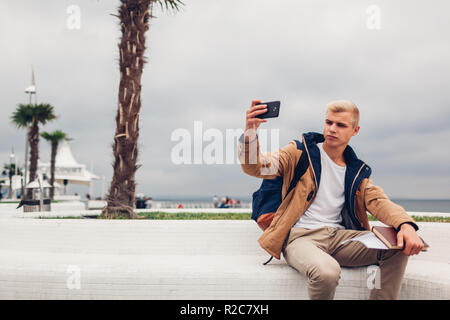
[
  {"left": 235, "top": 200, "right": 241, "bottom": 208},
  {"left": 177, "top": 203, "right": 183, "bottom": 209},
  {"left": 145, "top": 197, "right": 153, "bottom": 209},
  {"left": 219, "top": 197, "right": 229, "bottom": 208},
  {"left": 239, "top": 99, "right": 423, "bottom": 300},
  {"left": 224, "top": 196, "right": 230, "bottom": 207},
  {"left": 86, "top": 193, "right": 91, "bottom": 200},
  {"left": 136, "top": 197, "right": 146, "bottom": 209},
  {"left": 213, "top": 195, "right": 219, "bottom": 208}
]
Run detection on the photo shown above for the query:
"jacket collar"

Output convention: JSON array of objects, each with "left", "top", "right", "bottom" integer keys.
[
  {"left": 302, "top": 132, "right": 371, "bottom": 230},
  {"left": 302, "top": 132, "right": 363, "bottom": 167},
  {"left": 302, "top": 132, "right": 366, "bottom": 188}
]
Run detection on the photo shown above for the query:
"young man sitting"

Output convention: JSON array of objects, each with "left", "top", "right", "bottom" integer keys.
[{"left": 238, "top": 100, "right": 424, "bottom": 300}]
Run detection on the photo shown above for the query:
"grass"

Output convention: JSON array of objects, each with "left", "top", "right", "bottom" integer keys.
[
  {"left": 367, "top": 214, "right": 450, "bottom": 223},
  {"left": 37, "top": 211, "right": 450, "bottom": 222},
  {"left": 138, "top": 211, "right": 252, "bottom": 220},
  {"left": 0, "top": 200, "right": 61, "bottom": 204},
  {"left": 40, "top": 212, "right": 252, "bottom": 220},
  {"left": 403, "top": 215, "right": 450, "bottom": 223}
]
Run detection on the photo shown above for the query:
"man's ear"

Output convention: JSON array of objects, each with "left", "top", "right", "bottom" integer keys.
[{"left": 352, "top": 125, "right": 360, "bottom": 136}]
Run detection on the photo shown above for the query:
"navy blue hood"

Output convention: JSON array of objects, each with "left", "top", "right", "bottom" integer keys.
[{"left": 302, "top": 132, "right": 372, "bottom": 230}]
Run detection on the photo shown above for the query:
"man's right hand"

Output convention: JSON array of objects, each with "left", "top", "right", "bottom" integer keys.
[{"left": 244, "top": 100, "right": 268, "bottom": 142}]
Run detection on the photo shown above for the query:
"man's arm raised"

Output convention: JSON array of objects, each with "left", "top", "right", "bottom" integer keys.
[{"left": 238, "top": 100, "right": 295, "bottom": 179}]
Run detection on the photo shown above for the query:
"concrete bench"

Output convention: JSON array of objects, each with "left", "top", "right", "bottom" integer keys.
[{"left": 0, "top": 218, "right": 448, "bottom": 299}]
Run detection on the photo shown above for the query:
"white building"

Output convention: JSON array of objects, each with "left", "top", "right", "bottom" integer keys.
[{"left": 38, "top": 140, "right": 99, "bottom": 198}]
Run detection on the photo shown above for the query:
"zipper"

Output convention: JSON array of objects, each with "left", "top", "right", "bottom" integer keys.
[
  {"left": 282, "top": 136, "right": 316, "bottom": 250},
  {"left": 274, "top": 136, "right": 316, "bottom": 232},
  {"left": 302, "top": 135, "right": 318, "bottom": 189},
  {"left": 302, "top": 135, "right": 365, "bottom": 220},
  {"left": 295, "top": 135, "right": 318, "bottom": 219},
  {"left": 349, "top": 162, "right": 366, "bottom": 218}
]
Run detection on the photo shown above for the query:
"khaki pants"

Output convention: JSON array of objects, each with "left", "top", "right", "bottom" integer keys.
[{"left": 283, "top": 226, "right": 409, "bottom": 300}]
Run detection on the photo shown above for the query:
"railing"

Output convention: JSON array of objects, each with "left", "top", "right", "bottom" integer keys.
[
  {"left": 54, "top": 195, "right": 81, "bottom": 201},
  {"left": 86, "top": 200, "right": 252, "bottom": 210},
  {"left": 151, "top": 201, "right": 251, "bottom": 209}
]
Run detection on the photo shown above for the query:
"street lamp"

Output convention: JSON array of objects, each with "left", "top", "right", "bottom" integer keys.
[{"left": 23, "top": 66, "right": 37, "bottom": 199}]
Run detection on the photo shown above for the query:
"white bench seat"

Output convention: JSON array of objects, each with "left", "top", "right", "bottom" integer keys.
[{"left": 0, "top": 218, "right": 448, "bottom": 299}]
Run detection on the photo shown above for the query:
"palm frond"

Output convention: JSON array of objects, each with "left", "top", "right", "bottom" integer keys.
[
  {"left": 11, "top": 103, "right": 57, "bottom": 128},
  {"left": 156, "top": 0, "right": 183, "bottom": 11},
  {"left": 3, "top": 163, "right": 20, "bottom": 171},
  {"left": 11, "top": 104, "right": 34, "bottom": 128},
  {"left": 41, "top": 130, "right": 68, "bottom": 143},
  {"left": 34, "top": 103, "right": 57, "bottom": 124}
]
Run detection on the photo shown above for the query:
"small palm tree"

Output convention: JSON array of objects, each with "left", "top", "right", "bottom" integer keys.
[
  {"left": 11, "top": 103, "right": 56, "bottom": 198},
  {"left": 41, "top": 130, "right": 68, "bottom": 199},
  {"left": 2, "top": 163, "right": 23, "bottom": 199},
  {"left": 102, "top": 0, "right": 183, "bottom": 219}
]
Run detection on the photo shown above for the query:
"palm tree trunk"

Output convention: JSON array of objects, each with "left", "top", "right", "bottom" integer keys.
[
  {"left": 27, "top": 120, "right": 39, "bottom": 199},
  {"left": 102, "top": 0, "right": 152, "bottom": 219},
  {"left": 8, "top": 170, "right": 13, "bottom": 199},
  {"left": 50, "top": 141, "right": 57, "bottom": 200}
]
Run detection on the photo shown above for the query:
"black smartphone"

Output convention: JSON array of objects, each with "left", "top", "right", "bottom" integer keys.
[{"left": 255, "top": 101, "right": 280, "bottom": 119}]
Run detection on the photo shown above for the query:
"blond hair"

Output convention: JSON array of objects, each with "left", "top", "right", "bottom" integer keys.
[{"left": 326, "top": 100, "right": 360, "bottom": 128}]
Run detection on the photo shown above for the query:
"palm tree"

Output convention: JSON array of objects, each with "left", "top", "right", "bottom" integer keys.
[
  {"left": 2, "top": 163, "right": 22, "bottom": 199},
  {"left": 41, "top": 130, "right": 68, "bottom": 200},
  {"left": 11, "top": 103, "right": 56, "bottom": 198},
  {"left": 101, "top": 0, "right": 183, "bottom": 219}
]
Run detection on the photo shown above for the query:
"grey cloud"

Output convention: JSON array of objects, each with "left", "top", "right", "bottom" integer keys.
[{"left": 1, "top": 0, "right": 449, "bottom": 199}]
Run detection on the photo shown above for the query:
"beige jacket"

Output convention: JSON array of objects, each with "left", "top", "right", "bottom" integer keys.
[{"left": 238, "top": 132, "right": 417, "bottom": 259}]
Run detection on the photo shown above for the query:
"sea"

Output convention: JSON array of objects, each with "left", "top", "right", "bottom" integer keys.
[
  {"left": 149, "top": 197, "right": 450, "bottom": 213},
  {"left": 390, "top": 199, "right": 450, "bottom": 213}
]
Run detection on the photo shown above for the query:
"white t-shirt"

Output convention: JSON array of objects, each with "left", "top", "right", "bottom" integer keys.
[{"left": 294, "top": 143, "right": 346, "bottom": 230}]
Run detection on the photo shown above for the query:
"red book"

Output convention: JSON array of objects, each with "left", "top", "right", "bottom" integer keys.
[{"left": 371, "top": 226, "right": 429, "bottom": 251}]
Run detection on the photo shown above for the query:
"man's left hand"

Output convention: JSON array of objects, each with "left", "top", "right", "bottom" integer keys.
[{"left": 396, "top": 223, "right": 424, "bottom": 256}]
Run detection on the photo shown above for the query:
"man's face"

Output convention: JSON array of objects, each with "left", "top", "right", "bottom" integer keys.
[{"left": 323, "top": 111, "right": 360, "bottom": 148}]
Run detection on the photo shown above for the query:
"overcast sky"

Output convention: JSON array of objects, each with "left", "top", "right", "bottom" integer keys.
[{"left": 1, "top": 0, "right": 449, "bottom": 200}]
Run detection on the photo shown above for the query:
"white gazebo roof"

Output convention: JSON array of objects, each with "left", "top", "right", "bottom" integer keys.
[
  {"left": 25, "top": 180, "right": 52, "bottom": 189},
  {"left": 25, "top": 180, "right": 40, "bottom": 189},
  {"left": 53, "top": 181, "right": 63, "bottom": 189},
  {"left": 41, "top": 180, "right": 52, "bottom": 188},
  {"left": 38, "top": 140, "right": 99, "bottom": 186},
  {"left": 55, "top": 140, "right": 80, "bottom": 167}
]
